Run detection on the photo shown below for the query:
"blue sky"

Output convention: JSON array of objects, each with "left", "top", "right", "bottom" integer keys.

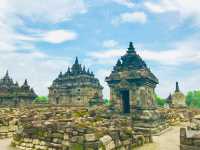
[{"left": 0, "top": 0, "right": 200, "bottom": 98}]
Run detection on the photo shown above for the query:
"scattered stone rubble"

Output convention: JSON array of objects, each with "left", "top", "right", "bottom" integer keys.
[
  {"left": 158, "top": 108, "right": 189, "bottom": 126},
  {"left": 0, "top": 107, "right": 20, "bottom": 139},
  {"left": 11, "top": 105, "right": 152, "bottom": 150},
  {"left": 0, "top": 105, "right": 198, "bottom": 150},
  {"left": 180, "top": 112, "right": 200, "bottom": 150}
]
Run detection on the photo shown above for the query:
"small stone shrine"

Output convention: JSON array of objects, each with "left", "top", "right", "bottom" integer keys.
[
  {"left": 167, "top": 82, "right": 186, "bottom": 108},
  {"left": 106, "top": 42, "right": 166, "bottom": 133}
]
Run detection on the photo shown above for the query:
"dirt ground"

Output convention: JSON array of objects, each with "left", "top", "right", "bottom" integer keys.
[
  {"left": 0, "top": 139, "right": 17, "bottom": 150},
  {"left": 135, "top": 123, "right": 188, "bottom": 150}
]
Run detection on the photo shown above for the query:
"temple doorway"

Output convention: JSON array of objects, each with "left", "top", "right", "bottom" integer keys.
[
  {"left": 56, "top": 97, "right": 59, "bottom": 104},
  {"left": 121, "top": 90, "right": 130, "bottom": 113}
]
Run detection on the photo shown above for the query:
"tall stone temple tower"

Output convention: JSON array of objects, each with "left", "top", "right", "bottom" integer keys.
[
  {"left": 49, "top": 57, "right": 103, "bottom": 106},
  {"left": 167, "top": 82, "right": 186, "bottom": 108},
  {"left": 105, "top": 42, "right": 159, "bottom": 113},
  {"left": 106, "top": 42, "right": 165, "bottom": 133},
  {"left": 0, "top": 71, "right": 37, "bottom": 106}
]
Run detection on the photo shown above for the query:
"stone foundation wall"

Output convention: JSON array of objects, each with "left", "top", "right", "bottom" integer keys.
[
  {"left": 180, "top": 128, "right": 200, "bottom": 150},
  {"left": 12, "top": 128, "right": 152, "bottom": 150},
  {"left": 0, "top": 122, "right": 17, "bottom": 139},
  {"left": 0, "top": 108, "right": 19, "bottom": 139},
  {"left": 11, "top": 106, "right": 153, "bottom": 150},
  {"left": 0, "top": 106, "right": 194, "bottom": 149}
]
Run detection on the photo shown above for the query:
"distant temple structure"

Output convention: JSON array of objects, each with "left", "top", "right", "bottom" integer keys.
[
  {"left": 0, "top": 71, "right": 37, "bottom": 106},
  {"left": 48, "top": 57, "right": 103, "bottom": 105},
  {"left": 167, "top": 82, "right": 186, "bottom": 108},
  {"left": 106, "top": 42, "right": 167, "bottom": 133},
  {"left": 105, "top": 42, "right": 159, "bottom": 113}
]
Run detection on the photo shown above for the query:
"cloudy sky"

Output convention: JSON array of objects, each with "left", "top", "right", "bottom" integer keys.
[{"left": 0, "top": 0, "right": 199, "bottom": 98}]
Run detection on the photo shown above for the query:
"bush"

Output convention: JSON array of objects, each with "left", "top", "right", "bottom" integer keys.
[
  {"left": 186, "top": 91, "right": 200, "bottom": 108},
  {"left": 155, "top": 95, "right": 166, "bottom": 107},
  {"left": 34, "top": 96, "right": 48, "bottom": 104},
  {"left": 103, "top": 99, "right": 111, "bottom": 106}
]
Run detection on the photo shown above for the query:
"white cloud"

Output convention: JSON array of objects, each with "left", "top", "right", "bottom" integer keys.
[
  {"left": 87, "top": 37, "right": 200, "bottom": 98},
  {"left": 15, "top": 29, "right": 78, "bottom": 44},
  {"left": 43, "top": 30, "right": 78, "bottom": 44},
  {"left": 0, "top": 50, "right": 70, "bottom": 96},
  {"left": 0, "top": 0, "right": 84, "bottom": 54},
  {"left": 155, "top": 67, "right": 200, "bottom": 98},
  {"left": 140, "top": 37, "right": 200, "bottom": 65},
  {"left": 112, "top": 0, "right": 135, "bottom": 8},
  {"left": 89, "top": 49, "right": 125, "bottom": 61},
  {"left": 95, "top": 69, "right": 111, "bottom": 99},
  {"left": 7, "top": 0, "right": 87, "bottom": 23},
  {"left": 112, "top": 11, "right": 147, "bottom": 25},
  {"left": 102, "top": 40, "right": 119, "bottom": 48},
  {"left": 144, "top": 0, "right": 200, "bottom": 26},
  {"left": 90, "top": 36, "right": 200, "bottom": 66},
  {"left": 0, "top": 0, "right": 86, "bottom": 95},
  {"left": 140, "top": 49, "right": 200, "bottom": 65}
]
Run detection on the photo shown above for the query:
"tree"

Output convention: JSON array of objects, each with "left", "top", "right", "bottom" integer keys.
[
  {"left": 186, "top": 91, "right": 194, "bottom": 106},
  {"left": 104, "top": 99, "right": 111, "bottom": 106},
  {"left": 155, "top": 95, "right": 166, "bottom": 107},
  {"left": 34, "top": 96, "right": 48, "bottom": 104},
  {"left": 186, "top": 90, "right": 200, "bottom": 108}
]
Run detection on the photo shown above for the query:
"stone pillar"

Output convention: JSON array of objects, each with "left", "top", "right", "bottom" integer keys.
[{"left": 180, "top": 128, "right": 186, "bottom": 145}]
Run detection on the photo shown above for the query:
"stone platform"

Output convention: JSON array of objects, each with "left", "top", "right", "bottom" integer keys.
[
  {"left": 0, "top": 105, "right": 195, "bottom": 150},
  {"left": 11, "top": 105, "right": 153, "bottom": 150}
]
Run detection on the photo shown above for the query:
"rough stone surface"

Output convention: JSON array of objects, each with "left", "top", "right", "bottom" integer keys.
[
  {"left": 0, "top": 71, "right": 37, "bottom": 106},
  {"left": 48, "top": 57, "right": 103, "bottom": 106},
  {"left": 105, "top": 42, "right": 166, "bottom": 134},
  {"left": 105, "top": 43, "right": 158, "bottom": 112},
  {"left": 166, "top": 82, "right": 186, "bottom": 108},
  {"left": 180, "top": 113, "right": 200, "bottom": 150},
  {"left": 11, "top": 105, "right": 152, "bottom": 150}
]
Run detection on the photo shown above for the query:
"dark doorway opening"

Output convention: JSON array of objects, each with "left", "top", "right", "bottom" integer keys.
[
  {"left": 121, "top": 90, "right": 130, "bottom": 113},
  {"left": 56, "top": 97, "right": 59, "bottom": 104},
  {"left": 14, "top": 99, "right": 18, "bottom": 107}
]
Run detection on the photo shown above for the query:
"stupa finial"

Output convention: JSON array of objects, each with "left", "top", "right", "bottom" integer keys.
[
  {"left": 127, "top": 42, "right": 136, "bottom": 53},
  {"left": 6, "top": 70, "right": 9, "bottom": 77},
  {"left": 175, "top": 81, "right": 180, "bottom": 92},
  {"left": 75, "top": 56, "right": 79, "bottom": 65}
]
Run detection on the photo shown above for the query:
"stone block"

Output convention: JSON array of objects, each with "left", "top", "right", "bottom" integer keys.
[
  {"left": 100, "top": 135, "right": 112, "bottom": 145},
  {"left": 85, "top": 133, "right": 96, "bottom": 142}
]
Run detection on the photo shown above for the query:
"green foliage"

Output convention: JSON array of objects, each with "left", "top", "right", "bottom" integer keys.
[
  {"left": 103, "top": 99, "right": 111, "bottom": 106},
  {"left": 89, "top": 98, "right": 101, "bottom": 106},
  {"left": 89, "top": 98, "right": 111, "bottom": 106},
  {"left": 34, "top": 96, "right": 48, "bottom": 104},
  {"left": 186, "top": 91, "right": 200, "bottom": 108},
  {"left": 155, "top": 95, "right": 166, "bottom": 107}
]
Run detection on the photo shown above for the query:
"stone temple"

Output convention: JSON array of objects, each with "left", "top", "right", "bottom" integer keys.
[
  {"left": 49, "top": 57, "right": 103, "bottom": 105},
  {"left": 0, "top": 71, "right": 37, "bottom": 106},
  {"left": 105, "top": 42, "right": 159, "bottom": 113},
  {"left": 106, "top": 42, "right": 166, "bottom": 133},
  {"left": 167, "top": 82, "right": 186, "bottom": 108}
]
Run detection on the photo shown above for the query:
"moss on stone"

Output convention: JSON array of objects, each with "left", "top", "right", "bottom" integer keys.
[{"left": 71, "top": 143, "right": 84, "bottom": 150}]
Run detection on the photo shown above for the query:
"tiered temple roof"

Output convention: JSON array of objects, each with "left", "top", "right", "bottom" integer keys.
[
  {"left": 0, "top": 71, "right": 37, "bottom": 99},
  {"left": 106, "top": 42, "right": 159, "bottom": 86},
  {"left": 51, "top": 57, "right": 103, "bottom": 89}
]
